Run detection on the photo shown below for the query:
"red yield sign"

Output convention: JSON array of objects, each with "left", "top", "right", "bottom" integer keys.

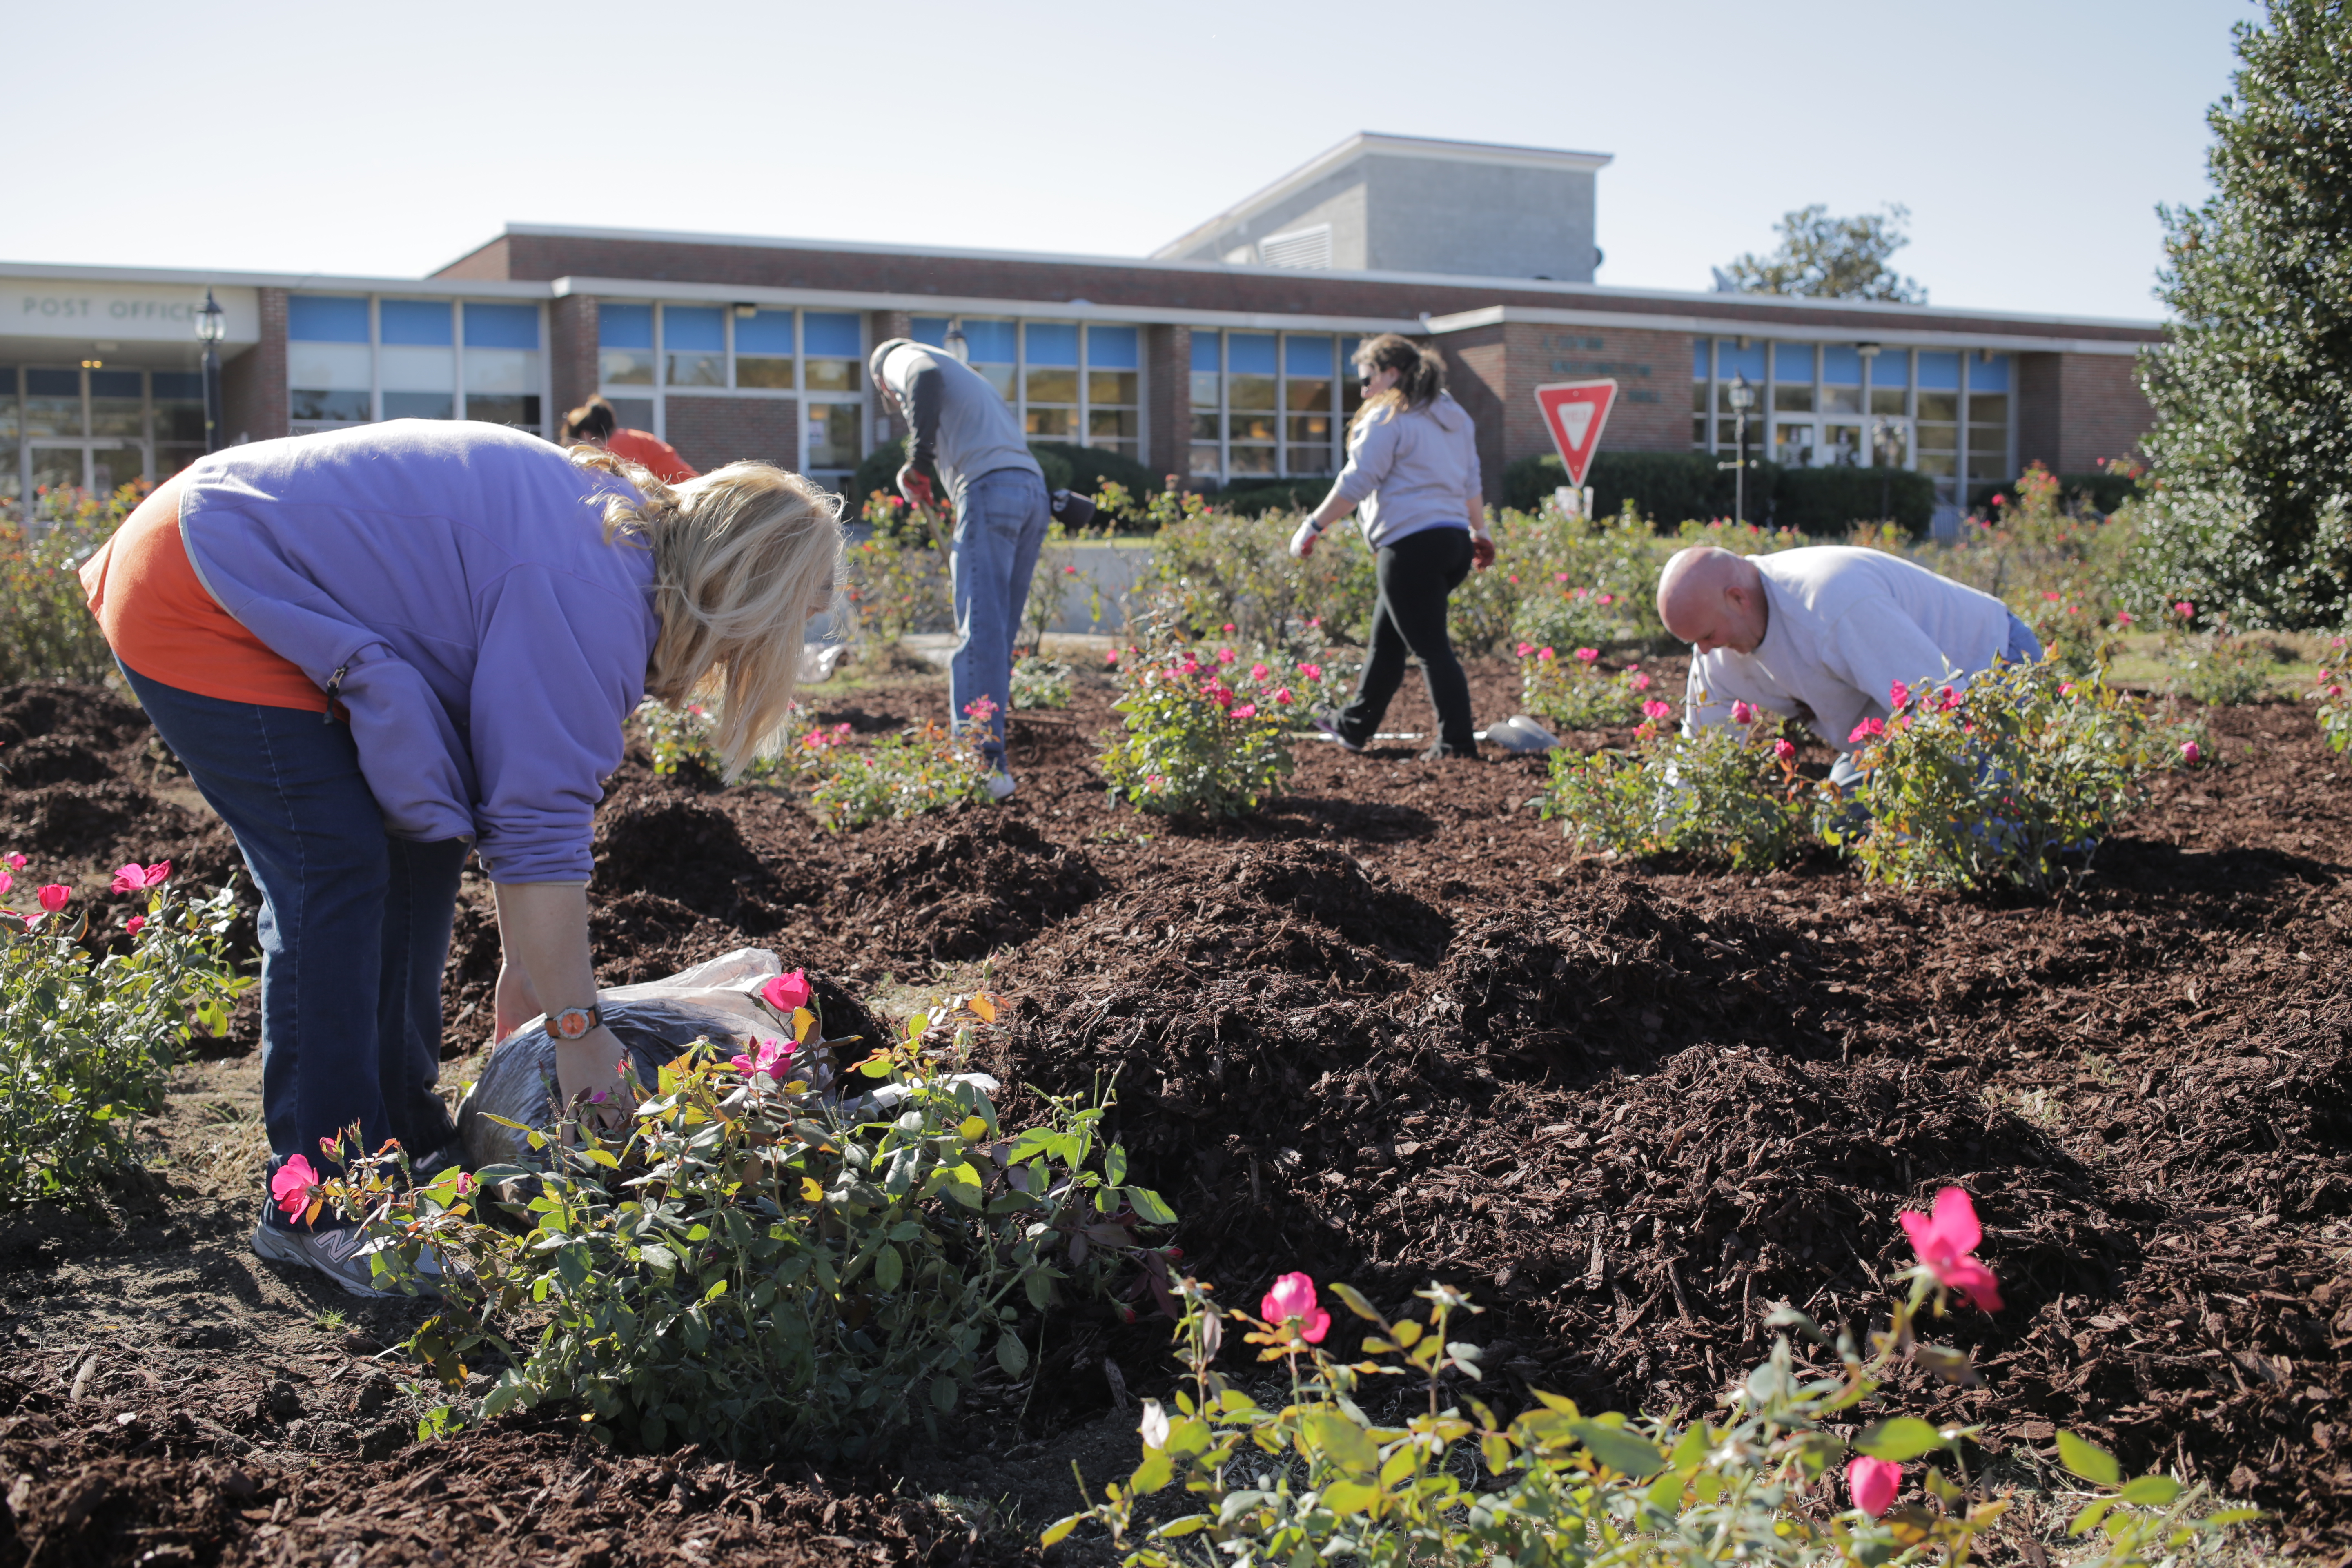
[{"left": 1533, "top": 379, "right": 1619, "bottom": 489}]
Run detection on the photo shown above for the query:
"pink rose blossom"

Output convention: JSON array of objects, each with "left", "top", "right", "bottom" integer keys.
[
  {"left": 1773, "top": 739, "right": 1796, "bottom": 761},
  {"left": 1554, "top": 572, "right": 1569, "bottom": 583},
  {"left": 111, "top": 862, "right": 172, "bottom": 893},
  {"left": 1641, "top": 699, "right": 1673, "bottom": 722},
  {"left": 1574, "top": 647, "right": 1599, "bottom": 665},
  {"left": 0, "top": 871, "right": 9, "bottom": 896},
  {"left": 1848, "top": 1457, "right": 1902, "bottom": 1518},
  {"left": 2180, "top": 741, "right": 2202, "bottom": 765},
  {"left": 1631, "top": 673, "right": 1650, "bottom": 691},
  {"left": 2, "top": 854, "right": 23, "bottom": 870},
  {"left": 1848, "top": 718, "right": 1886, "bottom": 744},
  {"left": 2042, "top": 591, "right": 2060, "bottom": 603},
  {"left": 1939, "top": 687, "right": 1963, "bottom": 711},
  {"left": 272, "top": 1154, "right": 320, "bottom": 1221},
  {"left": 1222, "top": 624, "right": 1236, "bottom": 635},
  {"left": 36, "top": 885, "right": 69, "bottom": 913},
  {"left": 1898, "top": 1187, "right": 2004, "bottom": 1311},
  {"left": 1231, "top": 704, "right": 1257, "bottom": 719},
  {"left": 1889, "top": 680, "right": 1911, "bottom": 710},
  {"left": 1598, "top": 593, "right": 1615, "bottom": 605},
  {"left": 1250, "top": 662, "right": 1270, "bottom": 681},
  {"left": 1216, "top": 648, "right": 1237, "bottom": 666},
  {"left": 2174, "top": 600, "right": 2194, "bottom": 619},
  {"left": 1063, "top": 565, "right": 1078, "bottom": 575},
  {"left": 2116, "top": 611, "right": 2134, "bottom": 626},
  {"left": 125, "top": 915, "right": 145, "bottom": 936},
  {"left": 731, "top": 1036, "right": 797, "bottom": 1081},
  {"left": 1105, "top": 649, "right": 1120, "bottom": 666},
  {"left": 1298, "top": 663, "right": 1323, "bottom": 682},
  {"left": 1515, "top": 642, "right": 1536, "bottom": 659},
  {"left": 1730, "top": 700, "right": 1754, "bottom": 724},
  {"left": 1261, "top": 1272, "right": 1330, "bottom": 1343},
  {"left": 1273, "top": 687, "right": 1294, "bottom": 705},
  {"left": 761, "top": 970, "right": 813, "bottom": 1014},
  {"left": 455, "top": 1172, "right": 476, "bottom": 1196},
  {"left": 1537, "top": 647, "right": 1555, "bottom": 662}
]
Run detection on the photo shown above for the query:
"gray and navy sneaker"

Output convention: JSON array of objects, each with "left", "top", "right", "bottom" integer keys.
[
  {"left": 1310, "top": 712, "right": 1364, "bottom": 753},
  {"left": 251, "top": 1209, "right": 444, "bottom": 1300}
]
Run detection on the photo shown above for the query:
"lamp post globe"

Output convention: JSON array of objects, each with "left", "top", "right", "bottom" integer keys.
[{"left": 195, "top": 288, "right": 227, "bottom": 455}]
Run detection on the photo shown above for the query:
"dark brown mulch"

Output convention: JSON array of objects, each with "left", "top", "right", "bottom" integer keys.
[{"left": 5, "top": 659, "right": 2350, "bottom": 1560}]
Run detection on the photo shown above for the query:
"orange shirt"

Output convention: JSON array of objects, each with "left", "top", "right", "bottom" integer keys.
[
  {"left": 605, "top": 428, "right": 697, "bottom": 485},
  {"left": 79, "top": 474, "right": 323, "bottom": 710}
]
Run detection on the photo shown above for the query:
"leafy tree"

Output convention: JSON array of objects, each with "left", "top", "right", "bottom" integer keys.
[
  {"left": 2134, "top": 0, "right": 2352, "bottom": 628},
  {"left": 1718, "top": 205, "right": 1927, "bottom": 303}
]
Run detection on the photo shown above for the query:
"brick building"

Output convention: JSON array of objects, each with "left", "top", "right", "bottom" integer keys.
[{"left": 0, "top": 132, "right": 2159, "bottom": 526}]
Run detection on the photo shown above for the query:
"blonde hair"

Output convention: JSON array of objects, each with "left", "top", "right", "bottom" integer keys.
[
  {"left": 570, "top": 446, "right": 843, "bottom": 779},
  {"left": 1350, "top": 333, "right": 1448, "bottom": 433}
]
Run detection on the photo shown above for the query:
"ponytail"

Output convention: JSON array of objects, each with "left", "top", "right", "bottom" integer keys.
[
  {"left": 561, "top": 395, "right": 617, "bottom": 444},
  {"left": 1349, "top": 334, "right": 1447, "bottom": 432}
]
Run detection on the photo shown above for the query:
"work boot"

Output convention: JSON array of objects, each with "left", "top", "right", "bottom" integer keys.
[
  {"left": 984, "top": 768, "right": 1018, "bottom": 801},
  {"left": 1417, "top": 741, "right": 1479, "bottom": 762},
  {"left": 251, "top": 1208, "right": 445, "bottom": 1299}
]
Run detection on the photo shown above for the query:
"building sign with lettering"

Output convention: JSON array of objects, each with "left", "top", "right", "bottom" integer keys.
[{"left": 7, "top": 282, "right": 259, "bottom": 345}]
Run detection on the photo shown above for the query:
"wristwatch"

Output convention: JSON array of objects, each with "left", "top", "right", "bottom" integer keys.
[{"left": 548, "top": 1004, "right": 602, "bottom": 1041}]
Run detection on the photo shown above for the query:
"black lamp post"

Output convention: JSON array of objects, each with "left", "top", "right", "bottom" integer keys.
[
  {"left": 1720, "top": 374, "right": 1755, "bottom": 525},
  {"left": 196, "top": 289, "right": 227, "bottom": 454}
]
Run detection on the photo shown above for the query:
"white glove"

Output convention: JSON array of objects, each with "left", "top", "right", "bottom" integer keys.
[{"left": 1289, "top": 519, "right": 1321, "bottom": 559}]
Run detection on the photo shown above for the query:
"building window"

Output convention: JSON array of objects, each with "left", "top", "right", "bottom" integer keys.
[
  {"left": 152, "top": 372, "right": 205, "bottom": 478},
  {"left": 0, "top": 365, "right": 215, "bottom": 514},
  {"left": 735, "top": 308, "right": 795, "bottom": 389},
  {"left": 1225, "top": 334, "right": 1278, "bottom": 476},
  {"left": 1963, "top": 354, "right": 2011, "bottom": 500},
  {"left": 599, "top": 304, "right": 655, "bottom": 387},
  {"left": 1190, "top": 334, "right": 1221, "bottom": 478},
  {"left": 1691, "top": 339, "right": 1711, "bottom": 451},
  {"left": 1283, "top": 336, "right": 1335, "bottom": 477},
  {"left": 1023, "top": 322, "right": 1080, "bottom": 441},
  {"left": 1087, "top": 325, "right": 1140, "bottom": 460},
  {"left": 1185, "top": 330, "right": 1356, "bottom": 482},
  {"left": 463, "top": 303, "right": 543, "bottom": 429},
  {"left": 665, "top": 306, "right": 725, "bottom": 388},
  {"left": 289, "top": 294, "right": 372, "bottom": 425},
  {"left": 379, "top": 300, "right": 457, "bottom": 422}
]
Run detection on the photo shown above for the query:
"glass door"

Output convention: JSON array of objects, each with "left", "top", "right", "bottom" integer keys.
[
  {"left": 27, "top": 443, "right": 147, "bottom": 502},
  {"left": 1867, "top": 419, "right": 1911, "bottom": 472}
]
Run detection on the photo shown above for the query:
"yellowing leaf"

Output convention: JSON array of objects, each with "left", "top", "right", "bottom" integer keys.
[
  {"left": 969, "top": 993, "right": 998, "bottom": 1023},
  {"left": 1040, "top": 1516, "right": 1080, "bottom": 1548},
  {"left": 800, "top": 1177, "right": 824, "bottom": 1202},
  {"left": 793, "top": 1006, "right": 816, "bottom": 1042},
  {"left": 958, "top": 1116, "right": 988, "bottom": 1141},
  {"left": 1320, "top": 1480, "right": 1378, "bottom": 1517}
]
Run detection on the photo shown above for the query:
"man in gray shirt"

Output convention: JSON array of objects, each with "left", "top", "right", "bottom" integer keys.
[{"left": 869, "top": 339, "right": 1050, "bottom": 799}]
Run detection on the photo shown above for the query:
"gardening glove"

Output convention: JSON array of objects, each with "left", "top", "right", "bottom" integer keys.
[
  {"left": 897, "top": 466, "right": 940, "bottom": 514},
  {"left": 1471, "top": 532, "right": 1497, "bottom": 571},
  {"left": 1289, "top": 518, "right": 1321, "bottom": 559}
]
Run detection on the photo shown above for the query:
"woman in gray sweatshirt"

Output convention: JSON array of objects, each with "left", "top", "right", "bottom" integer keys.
[{"left": 1290, "top": 334, "right": 1494, "bottom": 758}]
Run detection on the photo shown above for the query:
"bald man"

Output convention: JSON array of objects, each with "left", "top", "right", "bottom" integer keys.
[{"left": 1655, "top": 546, "right": 2040, "bottom": 782}]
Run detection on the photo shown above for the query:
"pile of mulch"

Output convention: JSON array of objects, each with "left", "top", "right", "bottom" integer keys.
[{"left": 4, "top": 660, "right": 2349, "bottom": 1561}]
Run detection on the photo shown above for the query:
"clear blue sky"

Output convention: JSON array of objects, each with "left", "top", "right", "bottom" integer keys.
[{"left": 15, "top": 0, "right": 2249, "bottom": 321}]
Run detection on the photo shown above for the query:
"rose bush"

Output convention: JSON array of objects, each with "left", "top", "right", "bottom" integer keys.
[
  {"left": 1517, "top": 644, "right": 1650, "bottom": 732},
  {"left": 313, "top": 990, "right": 1181, "bottom": 1460},
  {"left": 1099, "top": 630, "right": 1349, "bottom": 817},
  {"left": 0, "top": 858, "right": 246, "bottom": 1205},
  {"left": 1539, "top": 703, "right": 1813, "bottom": 871},
  {"left": 1050, "top": 1186, "right": 2256, "bottom": 1568},
  {"left": 1826, "top": 662, "right": 2177, "bottom": 892}
]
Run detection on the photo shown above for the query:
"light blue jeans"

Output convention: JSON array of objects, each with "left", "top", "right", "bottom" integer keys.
[
  {"left": 950, "top": 467, "right": 1051, "bottom": 768},
  {"left": 1829, "top": 611, "right": 2047, "bottom": 791}
]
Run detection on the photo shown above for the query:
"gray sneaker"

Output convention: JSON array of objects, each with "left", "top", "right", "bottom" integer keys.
[
  {"left": 251, "top": 1211, "right": 442, "bottom": 1299},
  {"left": 1310, "top": 712, "right": 1365, "bottom": 753}
]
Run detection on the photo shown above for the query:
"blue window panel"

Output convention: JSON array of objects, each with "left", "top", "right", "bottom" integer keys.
[
  {"left": 152, "top": 372, "right": 203, "bottom": 400},
  {"left": 1821, "top": 345, "right": 1861, "bottom": 385},
  {"left": 1773, "top": 342, "right": 1815, "bottom": 383},
  {"left": 27, "top": 369, "right": 79, "bottom": 396},
  {"left": 962, "top": 320, "right": 1016, "bottom": 363},
  {"left": 1026, "top": 323, "right": 1079, "bottom": 366},
  {"left": 1693, "top": 339, "right": 1711, "bottom": 379},
  {"left": 1192, "top": 333, "right": 1221, "bottom": 372},
  {"left": 1869, "top": 351, "right": 1911, "bottom": 387},
  {"left": 1915, "top": 351, "right": 1958, "bottom": 390},
  {"left": 1340, "top": 336, "right": 1361, "bottom": 370},
  {"left": 464, "top": 303, "right": 539, "bottom": 349},
  {"left": 1967, "top": 353, "right": 2009, "bottom": 392},
  {"left": 599, "top": 303, "right": 653, "bottom": 350},
  {"left": 1285, "top": 336, "right": 1334, "bottom": 377},
  {"left": 910, "top": 317, "right": 951, "bottom": 348},
  {"left": 289, "top": 295, "right": 370, "bottom": 344},
  {"left": 1087, "top": 325, "right": 1139, "bottom": 370},
  {"left": 804, "top": 312, "right": 862, "bottom": 358},
  {"left": 1716, "top": 339, "right": 1766, "bottom": 382},
  {"left": 380, "top": 300, "right": 454, "bottom": 346},
  {"left": 1228, "top": 333, "right": 1276, "bottom": 375},
  {"left": 90, "top": 370, "right": 142, "bottom": 399},
  {"left": 733, "top": 310, "right": 794, "bottom": 355},
  {"left": 664, "top": 306, "right": 724, "bottom": 352}
]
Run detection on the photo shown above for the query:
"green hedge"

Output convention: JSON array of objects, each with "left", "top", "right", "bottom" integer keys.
[
  {"left": 2059, "top": 470, "right": 2141, "bottom": 516},
  {"left": 1773, "top": 466, "right": 1937, "bottom": 537},
  {"left": 1214, "top": 479, "right": 1334, "bottom": 518},
  {"left": 1502, "top": 449, "right": 1934, "bottom": 535}
]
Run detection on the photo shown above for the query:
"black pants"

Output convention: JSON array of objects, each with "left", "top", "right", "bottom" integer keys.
[{"left": 1335, "top": 526, "right": 1476, "bottom": 754}]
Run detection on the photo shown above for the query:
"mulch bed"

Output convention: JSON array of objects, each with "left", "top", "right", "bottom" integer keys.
[{"left": 3, "top": 657, "right": 2349, "bottom": 1563}]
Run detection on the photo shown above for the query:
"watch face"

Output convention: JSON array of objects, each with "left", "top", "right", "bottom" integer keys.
[{"left": 552, "top": 1008, "right": 590, "bottom": 1039}]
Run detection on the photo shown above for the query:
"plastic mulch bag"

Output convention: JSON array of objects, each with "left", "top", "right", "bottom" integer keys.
[{"left": 455, "top": 948, "right": 837, "bottom": 1170}]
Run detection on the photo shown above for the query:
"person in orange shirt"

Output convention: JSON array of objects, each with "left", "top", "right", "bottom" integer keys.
[{"left": 560, "top": 396, "right": 698, "bottom": 484}]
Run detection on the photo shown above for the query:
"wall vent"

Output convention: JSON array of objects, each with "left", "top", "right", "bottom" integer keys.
[{"left": 1257, "top": 224, "right": 1334, "bottom": 271}]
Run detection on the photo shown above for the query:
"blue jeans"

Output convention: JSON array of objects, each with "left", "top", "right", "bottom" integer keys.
[
  {"left": 950, "top": 467, "right": 1051, "bottom": 769},
  {"left": 1828, "top": 611, "right": 2047, "bottom": 791},
  {"left": 119, "top": 664, "right": 466, "bottom": 1225}
]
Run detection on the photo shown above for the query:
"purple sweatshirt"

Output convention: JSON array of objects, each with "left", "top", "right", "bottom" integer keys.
[{"left": 178, "top": 421, "right": 658, "bottom": 883}]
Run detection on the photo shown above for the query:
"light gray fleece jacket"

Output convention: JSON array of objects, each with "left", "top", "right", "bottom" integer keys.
[{"left": 1325, "top": 392, "right": 1484, "bottom": 548}]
